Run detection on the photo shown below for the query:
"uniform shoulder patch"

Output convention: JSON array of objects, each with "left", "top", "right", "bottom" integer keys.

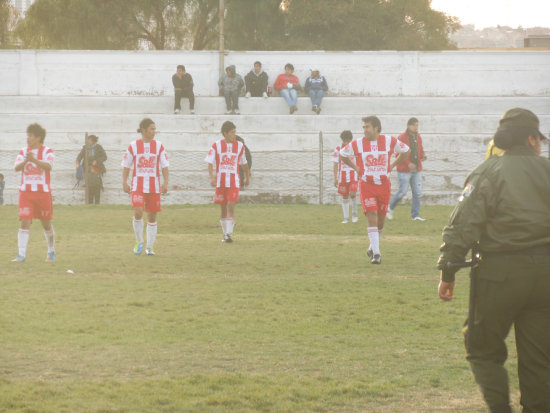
[{"left": 458, "top": 183, "right": 474, "bottom": 202}]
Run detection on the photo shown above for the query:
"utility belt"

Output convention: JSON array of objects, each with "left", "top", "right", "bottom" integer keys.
[{"left": 483, "top": 243, "right": 550, "bottom": 257}]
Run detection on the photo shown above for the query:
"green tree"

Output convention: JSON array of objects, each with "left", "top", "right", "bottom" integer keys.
[
  {"left": 16, "top": 0, "right": 206, "bottom": 50},
  {"left": 0, "top": 0, "right": 20, "bottom": 48},
  {"left": 224, "top": 0, "right": 459, "bottom": 51}
]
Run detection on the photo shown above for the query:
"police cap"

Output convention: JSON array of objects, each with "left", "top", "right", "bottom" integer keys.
[{"left": 494, "top": 108, "right": 547, "bottom": 149}]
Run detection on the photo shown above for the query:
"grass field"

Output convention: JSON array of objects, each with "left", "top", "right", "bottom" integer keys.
[{"left": 0, "top": 204, "right": 520, "bottom": 412}]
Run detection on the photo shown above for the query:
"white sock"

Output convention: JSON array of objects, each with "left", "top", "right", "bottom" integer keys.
[
  {"left": 351, "top": 197, "right": 358, "bottom": 217},
  {"left": 226, "top": 218, "right": 234, "bottom": 235},
  {"left": 342, "top": 199, "right": 350, "bottom": 219},
  {"left": 133, "top": 218, "right": 144, "bottom": 243},
  {"left": 44, "top": 225, "right": 55, "bottom": 253},
  {"left": 146, "top": 222, "right": 157, "bottom": 248},
  {"left": 220, "top": 218, "right": 227, "bottom": 235},
  {"left": 18, "top": 229, "right": 30, "bottom": 257},
  {"left": 367, "top": 227, "right": 380, "bottom": 255}
]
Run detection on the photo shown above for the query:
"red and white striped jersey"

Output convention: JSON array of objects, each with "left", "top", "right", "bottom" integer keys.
[
  {"left": 332, "top": 145, "right": 358, "bottom": 184},
  {"left": 15, "top": 146, "right": 55, "bottom": 192},
  {"left": 121, "top": 139, "right": 169, "bottom": 193},
  {"left": 205, "top": 139, "right": 247, "bottom": 188},
  {"left": 340, "top": 135, "right": 409, "bottom": 185}
]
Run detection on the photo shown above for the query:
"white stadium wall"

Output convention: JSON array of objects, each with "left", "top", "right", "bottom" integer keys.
[{"left": 0, "top": 49, "right": 549, "bottom": 206}]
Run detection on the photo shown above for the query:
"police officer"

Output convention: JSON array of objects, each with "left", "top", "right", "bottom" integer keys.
[{"left": 437, "top": 108, "right": 550, "bottom": 413}]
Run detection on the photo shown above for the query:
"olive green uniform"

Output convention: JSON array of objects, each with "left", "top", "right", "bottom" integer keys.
[{"left": 439, "top": 146, "right": 550, "bottom": 412}]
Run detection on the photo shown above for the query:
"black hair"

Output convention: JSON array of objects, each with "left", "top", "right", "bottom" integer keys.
[
  {"left": 177, "top": 65, "right": 185, "bottom": 71},
  {"left": 137, "top": 118, "right": 155, "bottom": 133},
  {"left": 362, "top": 116, "right": 382, "bottom": 133},
  {"left": 407, "top": 117, "right": 419, "bottom": 126},
  {"left": 27, "top": 123, "right": 46, "bottom": 143},
  {"left": 87, "top": 134, "right": 99, "bottom": 143},
  {"left": 221, "top": 121, "right": 236, "bottom": 135},
  {"left": 254, "top": 61, "right": 262, "bottom": 66},
  {"left": 340, "top": 130, "right": 353, "bottom": 142},
  {"left": 284, "top": 63, "right": 294, "bottom": 71}
]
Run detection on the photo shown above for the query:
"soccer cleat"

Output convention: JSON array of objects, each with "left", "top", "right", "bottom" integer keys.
[
  {"left": 371, "top": 254, "right": 382, "bottom": 265},
  {"left": 174, "top": 109, "right": 180, "bottom": 114},
  {"left": 133, "top": 242, "right": 143, "bottom": 255},
  {"left": 386, "top": 209, "right": 393, "bottom": 220},
  {"left": 45, "top": 251, "right": 56, "bottom": 262},
  {"left": 145, "top": 247, "right": 155, "bottom": 256},
  {"left": 341, "top": 218, "right": 350, "bottom": 224},
  {"left": 222, "top": 234, "right": 233, "bottom": 243},
  {"left": 12, "top": 254, "right": 25, "bottom": 263},
  {"left": 412, "top": 216, "right": 426, "bottom": 221},
  {"left": 367, "top": 248, "right": 373, "bottom": 260},
  {"left": 352, "top": 216, "right": 359, "bottom": 223}
]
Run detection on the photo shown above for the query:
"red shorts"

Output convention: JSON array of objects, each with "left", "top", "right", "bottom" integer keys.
[
  {"left": 337, "top": 180, "right": 358, "bottom": 197},
  {"left": 214, "top": 187, "right": 240, "bottom": 205},
  {"left": 131, "top": 191, "right": 161, "bottom": 213},
  {"left": 359, "top": 180, "right": 391, "bottom": 216},
  {"left": 18, "top": 191, "right": 53, "bottom": 222}
]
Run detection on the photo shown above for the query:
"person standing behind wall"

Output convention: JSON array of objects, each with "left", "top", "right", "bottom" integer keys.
[
  {"left": 76, "top": 134, "right": 107, "bottom": 205},
  {"left": 172, "top": 65, "right": 195, "bottom": 114},
  {"left": 387, "top": 117, "right": 427, "bottom": 221}
]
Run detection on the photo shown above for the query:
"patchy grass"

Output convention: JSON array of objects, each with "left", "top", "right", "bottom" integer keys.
[{"left": 0, "top": 204, "right": 519, "bottom": 412}]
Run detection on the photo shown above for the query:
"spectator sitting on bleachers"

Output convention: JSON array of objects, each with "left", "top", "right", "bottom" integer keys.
[
  {"left": 304, "top": 69, "right": 328, "bottom": 115},
  {"left": 274, "top": 63, "right": 301, "bottom": 114},
  {"left": 245, "top": 61, "right": 269, "bottom": 99},
  {"left": 218, "top": 65, "right": 244, "bottom": 115},
  {"left": 172, "top": 65, "right": 195, "bottom": 115}
]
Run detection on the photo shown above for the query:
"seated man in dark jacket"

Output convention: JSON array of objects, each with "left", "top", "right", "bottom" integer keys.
[
  {"left": 244, "top": 61, "right": 269, "bottom": 98},
  {"left": 172, "top": 65, "right": 195, "bottom": 114}
]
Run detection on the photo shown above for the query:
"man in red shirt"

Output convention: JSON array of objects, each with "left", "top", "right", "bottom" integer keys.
[
  {"left": 13, "top": 123, "right": 56, "bottom": 262},
  {"left": 340, "top": 116, "right": 409, "bottom": 264},
  {"left": 205, "top": 121, "right": 250, "bottom": 243},
  {"left": 387, "top": 117, "right": 427, "bottom": 221},
  {"left": 122, "top": 118, "right": 169, "bottom": 256}
]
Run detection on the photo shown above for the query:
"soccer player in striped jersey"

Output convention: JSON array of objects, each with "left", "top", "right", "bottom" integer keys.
[
  {"left": 340, "top": 116, "right": 410, "bottom": 264},
  {"left": 205, "top": 121, "right": 250, "bottom": 243},
  {"left": 122, "top": 118, "right": 169, "bottom": 256},
  {"left": 333, "top": 130, "right": 359, "bottom": 223},
  {"left": 12, "top": 123, "right": 56, "bottom": 262}
]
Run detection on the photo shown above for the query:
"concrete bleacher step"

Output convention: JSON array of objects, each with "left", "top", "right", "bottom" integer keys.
[
  {"left": 2, "top": 95, "right": 550, "bottom": 116},
  {"left": 4, "top": 112, "right": 547, "bottom": 136}
]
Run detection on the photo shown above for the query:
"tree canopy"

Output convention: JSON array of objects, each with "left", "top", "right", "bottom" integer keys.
[{"left": 10, "top": 0, "right": 459, "bottom": 50}]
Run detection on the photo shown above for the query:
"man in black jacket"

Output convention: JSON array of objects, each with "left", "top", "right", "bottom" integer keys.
[
  {"left": 172, "top": 65, "right": 195, "bottom": 114},
  {"left": 244, "top": 61, "right": 269, "bottom": 98},
  {"left": 76, "top": 135, "right": 107, "bottom": 204}
]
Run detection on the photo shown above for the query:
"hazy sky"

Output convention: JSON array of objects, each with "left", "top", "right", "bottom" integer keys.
[{"left": 431, "top": 0, "right": 550, "bottom": 29}]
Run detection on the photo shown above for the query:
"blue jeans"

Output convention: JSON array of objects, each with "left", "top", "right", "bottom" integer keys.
[
  {"left": 224, "top": 90, "right": 239, "bottom": 111},
  {"left": 309, "top": 89, "right": 324, "bottom": 107},
  {"left": 280, "top": 88, "right": 297, "bottom": 106},
  {"left": 389, "top": 171, "right": 422, "bottom": 218}
]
